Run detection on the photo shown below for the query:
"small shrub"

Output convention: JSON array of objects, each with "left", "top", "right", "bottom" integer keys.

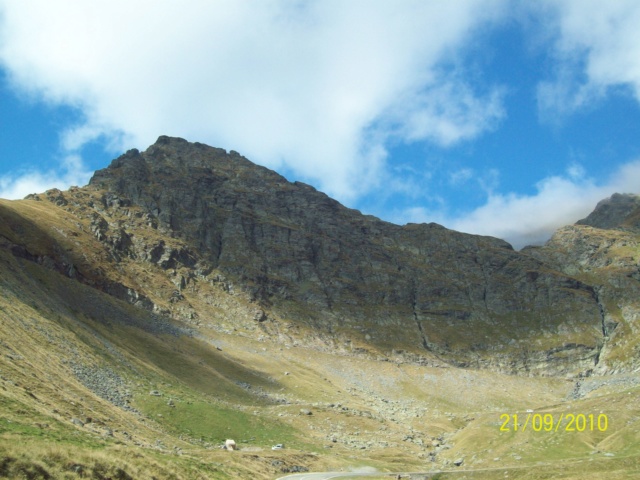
[
  {"left": 114, "top": 468, "right": 133, "bottom": 480},
  {"left": 64, "top": 463, "right": 86, "bottom": 476},
  {"left": 13, "top": 460, "right": 52, "bottom": 480},
  {"left": 90, "top": 461, "right": 109, "bottom": 479},
  {"left": 0, "top": 456, "right": 16, "bottom": 477}
]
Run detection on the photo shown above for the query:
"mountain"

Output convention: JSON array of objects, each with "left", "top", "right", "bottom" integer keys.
[
  {"left": 6, "top": 135, "right": 613, "bottom": 375},
  {"left": 576, "top": 193, "right": 640, "bottom": 231},
  {"left": 1, "top": 136, "right": 639, "bottom": 478},
  {"left": 523, "top": 192, "right": 640, "bottom": 375}
]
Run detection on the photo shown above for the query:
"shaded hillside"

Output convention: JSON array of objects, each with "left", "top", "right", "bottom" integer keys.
[
  {"left": 3, "top": 236, "right": 639, "bottom": 478},
  {"left": 1, "top": 136, "right": 619, "bottom": 374},
  {"left": 524, "top": 193, "right": 640, "bottom": 374}
]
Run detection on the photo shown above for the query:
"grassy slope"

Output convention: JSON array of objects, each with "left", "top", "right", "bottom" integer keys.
[{"left": 0, "top": 198, "right": 639, "bottom": 479}]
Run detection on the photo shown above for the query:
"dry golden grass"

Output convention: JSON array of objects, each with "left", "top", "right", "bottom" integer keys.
[{"left": 1, "top": 194, "right": 640, "bottom": 479}]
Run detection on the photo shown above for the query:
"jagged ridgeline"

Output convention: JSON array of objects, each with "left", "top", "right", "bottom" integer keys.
[{"left": 3, "top": 136, "right": 638, "bottom": 374}]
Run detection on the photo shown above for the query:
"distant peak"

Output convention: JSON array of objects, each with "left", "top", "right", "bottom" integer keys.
[
  {"left": 154, "top": 135, "right": 189, "bottom": 146},
  {"left": 577, "top": 193, "right": 640, "bottom": 231}
]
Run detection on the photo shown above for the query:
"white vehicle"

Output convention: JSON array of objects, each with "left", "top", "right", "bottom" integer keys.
[{"left": 271, "top": 444, "right": 284, "bottom": 450}]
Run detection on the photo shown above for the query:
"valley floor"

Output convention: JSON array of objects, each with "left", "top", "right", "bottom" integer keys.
[
  {"left": 1, "top": 319, "right": 639, "bottom": 479},
  {"left": 0, "top": 247, "right": 639, "bottom": 479}
]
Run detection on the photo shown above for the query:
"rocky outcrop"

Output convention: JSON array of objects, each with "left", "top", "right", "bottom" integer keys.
[
  {"left": 524, "top": 194, "right": 640, "bottom": 373},
  {"left": 6, "top": 136, "right": 637, "bottom": 374},
  {"left": 576, "top": 193, "right": 640, "bottom": 232},
  {"left": 84, "top": 136, "right": 607, "bottom": 374}
]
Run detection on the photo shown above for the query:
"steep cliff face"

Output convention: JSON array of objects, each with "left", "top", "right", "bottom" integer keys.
[
  {"left": 1, "top": 136, "right": 620, "bottom": 374},
  {"left": 524, "top": 194, "right": 640, "bottom": 374},
  {"left": 83, "top": 136, "right": 604, "bottom": 373}
]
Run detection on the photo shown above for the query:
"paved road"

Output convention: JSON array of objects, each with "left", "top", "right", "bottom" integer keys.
[
  {"left": 276, "top": 472, "right": 430, "bottom": 480},
  {"left": 275, "top": 472, "right": 393, "bottom": 480}
]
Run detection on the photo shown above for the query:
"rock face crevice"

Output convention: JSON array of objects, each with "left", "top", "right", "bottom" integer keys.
[
  {"left": 524, "top": 192, "right": 640, "bottom": 374},
  {"left": 409, "top": 279, "right": 430, "bottom": 353},
  {"left": 83, "top": 136, "right": 608, "bottom": 374},
  {"left": 6, "top": 136, "right": 637, "bottom": 375}
]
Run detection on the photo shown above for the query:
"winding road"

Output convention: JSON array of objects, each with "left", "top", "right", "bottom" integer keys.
[
  {"left": 275, "top": 472, "right": 439, "bottom": 479},
  {"left": 275, "top": 473, "right": 388, "bottom": 480}
]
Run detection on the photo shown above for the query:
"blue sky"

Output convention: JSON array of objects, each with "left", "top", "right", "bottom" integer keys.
[{"left": 2, "top": 1, "right": 640, "bottom": 248}]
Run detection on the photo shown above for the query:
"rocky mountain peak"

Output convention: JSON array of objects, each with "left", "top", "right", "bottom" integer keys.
[
  {"left": 92, "top": 135, "right": 283, "bottom": 190},
  {"left": 80, "top": 136, "right": 609, "bottom": 374},
  {"left": 6, "top": 136, "right": 637, "bottom": 374},
  {"left": 576, "top": 193, "right": 640, "bottom": 231}
]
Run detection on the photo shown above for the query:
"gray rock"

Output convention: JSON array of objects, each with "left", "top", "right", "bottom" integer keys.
[
  {"left": 70, "top": 363, "right": 136, "bottom": 412},
  {"left": 85, "top": 136, "right": 608, "bottom": 374},
  {"left": 71, "top": 418, "right": 84, "bottom": 427},
  {"left": 576, "top": 193, "right": 640, "bottom": 231}
]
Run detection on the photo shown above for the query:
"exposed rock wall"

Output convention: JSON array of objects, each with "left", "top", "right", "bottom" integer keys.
[
  {"left": 524, "top": 194, "right": 640, "bottom": 374},
  {"left": 85, "top": 136, "right": 607, "bottom": 374},
  {"left": 5, "top": 136, "right": 634, "bottom": 375}
]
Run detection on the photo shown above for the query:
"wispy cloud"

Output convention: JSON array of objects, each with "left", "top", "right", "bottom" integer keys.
[
  {"left": 536, "top": 0, "right": 640, "bottom": 118},
  {"left": 0, "top": 154, "right": 92, "bottom": 199},
  {"left": 0, "top": 0, "right": 508, "bottom": 203},
  {"left": 396, "top": 1, "right": 640, "bottom": 247},
  {"left": 449, "top": 168, "right": 474, "bottom": 185},
  {"left": 1, "top": 1, "right": 639, "bottom": 247},
  {"left": 378, "top": 80, "right": 506, "bottom": 147},
  {"left": 400, "top": 159, "right": 640, "bottom": 249}
]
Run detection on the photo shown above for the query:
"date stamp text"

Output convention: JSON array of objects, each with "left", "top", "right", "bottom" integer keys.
[{"left": 499, "top": 413, "right": 608, "bottom": 432}]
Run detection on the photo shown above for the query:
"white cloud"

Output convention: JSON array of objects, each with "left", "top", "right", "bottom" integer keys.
[
  {"left": 537, "top": 0, "right": 640, "bottom": 116},
  {"left": 385, "top": 82, "right": 506, "bottom": 147},
  {"left": 392, "top": 1, "right": 640, "bottom": 248},
  {"left": 449, "top": 1, "right": 640, "bottom": 248},
  {"left": 0, "top": 0, "right": 508, "bottom": 203},
  {"left": 2, "top": 1, "right": 639, "bottom": 248},
  {"left": 0, "top": 154, "right": 92, "bottom": 200},
  {"left": 448, "top": 175, "right": 600, "bottom": 248},
  {"left": 399, "top": 160, "right": 640, "bottom": 250},
  {"left": 449, "top": 168, "right": 474, "bottom": 185}
]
